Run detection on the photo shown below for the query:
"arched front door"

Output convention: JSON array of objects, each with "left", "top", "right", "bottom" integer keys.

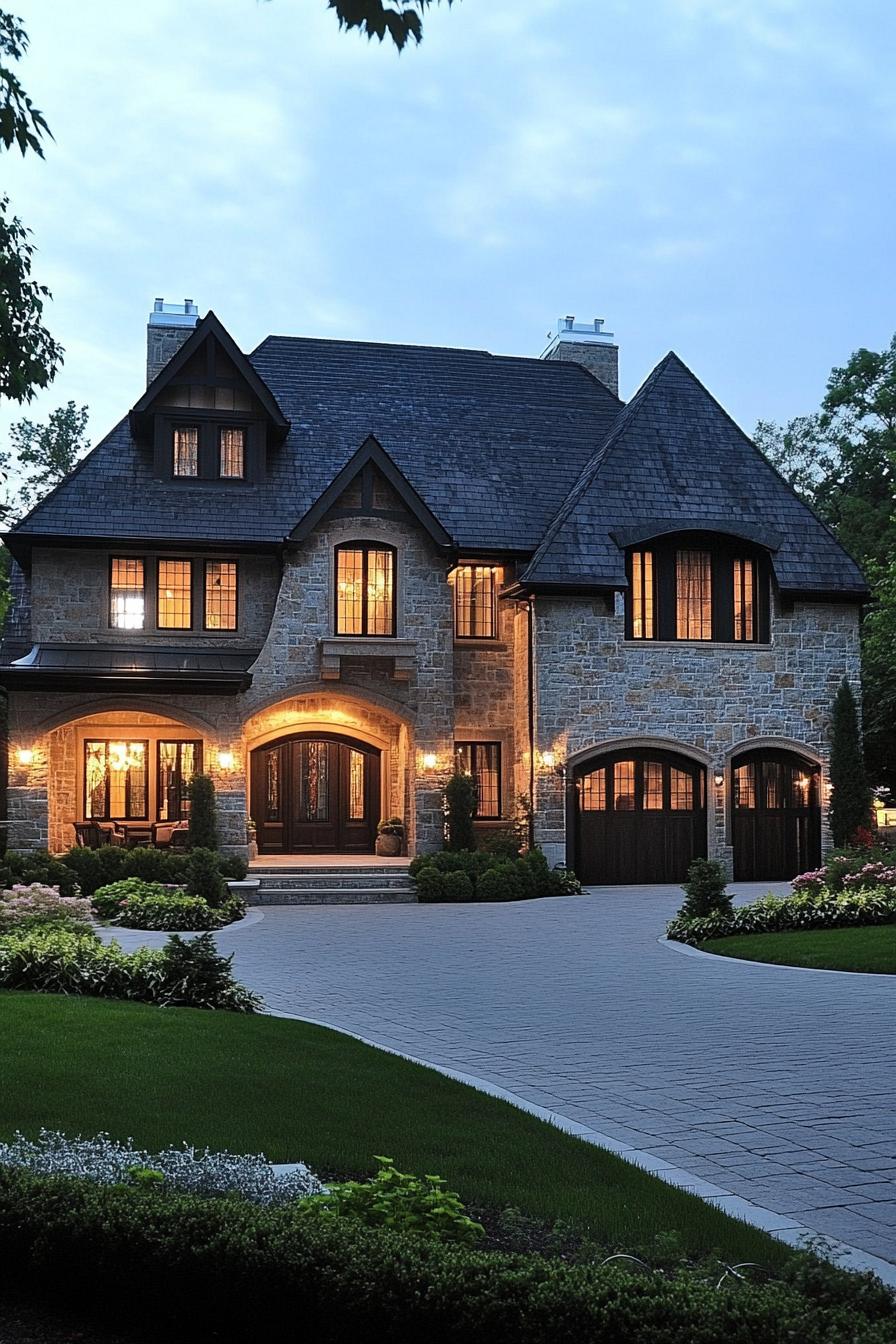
[
  {"left": 250, "top": 732, "right": 380, "bottom": 855},
  {"left": 571, "top": 748, "right": 707, "bottom": 885},
  {"left": 731, "top": 748, "right": 821, "bottom": 880}
]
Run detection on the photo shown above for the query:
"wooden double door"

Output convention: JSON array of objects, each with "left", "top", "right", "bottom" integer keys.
[
  {"left": 731, "top": 749, "right": 821, "bottom": 880},
  {"left": 251, "top": 733, "right": 380, "bottom": 855}
]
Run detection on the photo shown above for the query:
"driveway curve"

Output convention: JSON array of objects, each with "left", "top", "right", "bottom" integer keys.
[{"left": 110, "top": 884, "right": 896, "bottom": 1264}]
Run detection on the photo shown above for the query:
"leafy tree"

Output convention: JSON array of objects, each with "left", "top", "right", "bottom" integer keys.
[
  {"left": 326, "top": 0, "right": 453, "bottom": 49},
  {"left": 8, "top": 401, "right": 89, "bottom": 512},
  {"left": 0, "top": 13, "right": 61, "bottom": 407},
  {"left": 828, "top": 678, "right": 872, "bottom": 847}
]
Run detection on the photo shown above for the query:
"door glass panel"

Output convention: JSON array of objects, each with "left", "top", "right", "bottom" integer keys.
[
  {"left": 613, "top": 760, "right": 636, "bottom": 811},
  {"left": 762, "top": 761, "right": 783, "bottom": 810},
  {"left": 266, "top": 750, "right": 280, "bottom": 821},
  {"left": 580, "top": 768, "right": 606, "bottom": 811},
  {"left": 299, "top": 742, "right": 329, "bottom": 821},
  {"left": 85, "top": 741, "right": 107, "bottom": 819},
  {"left": 734, "top": 763, "right": 756, "bottom": 809},
  {"left": 670, "top": 768, "right": 694, "bottom": 811},
  {"left": 643, "top": 761, "right": 663, "bottom": 810},
  {"left": 349, "top": 749, "right": 365, "bottom": 820}
]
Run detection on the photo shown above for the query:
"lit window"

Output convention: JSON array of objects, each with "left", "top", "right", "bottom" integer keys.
[
  {"left": 84, "top": 740, "right": 147, "bottom": 820},
  {"left": 157, "top": 740, "right": 201, "bottom": 821},
  {"left": 173, "top": 426, "right": 199, "bottom": 477},
  {"left": 630, "top": 550, "right": 655, "bottom": 639},
  {"left": 219, "top": 427, "right": 245, "bottom": 479},
  {"left": 455, "top": 742, "right": 501, "bottom": 819},
  {"left": 676, "top": 550, "right": 712, "bottom": 640},
  {"left": 157, "top": 560, "right": 192, "bottom": 629},
  {"left": 110, "top": 558, "right": 145, "bottom": 629},
  {"left": 642, "top": 761, "right": 663, "bottom": 810},
  {"left": 335, "top": 544, "right": 395, "bottom": 636},
  {"left": 670, "top": 768, "right": 694, "bottom": 811},
  {"left": 205, "top": 561, "right": 237, "bottom": 630},
  {"left": 349, "top": 749, "right": 366, "bottom": 820},
  {"left": 733, "top": 763, "right": 756, "bottom": 809},
  {"left": 580, "top": 768, "right": 606, "bottom": 811},
  {"left": 454, "top": 565, "right": 498, "bottom": 639},
  {"left": 733, "top": 558, "right": 755, "bottom": 641},
  {"left": 613, "top": 760, "right": 636, "bottom": 810}
]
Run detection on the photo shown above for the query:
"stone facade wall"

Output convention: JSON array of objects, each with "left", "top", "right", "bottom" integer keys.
[
  {"left": 453, "top": 582, "right": 518, "bottom": 820},
  {"left": 532, "top": 592, "right": 862, "bottom": 871}
]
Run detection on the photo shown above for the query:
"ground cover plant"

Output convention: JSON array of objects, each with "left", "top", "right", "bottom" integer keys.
[{"left": 698, "top": 926, "right": 896, "bottom": 974}]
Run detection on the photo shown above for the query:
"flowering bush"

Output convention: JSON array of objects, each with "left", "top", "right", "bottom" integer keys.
[
  {"left": 0, "top": 1129, "right": 322, "bottom": 1203},
  {"left": 790, "top": 868, "right": 827, "bottom": 898},
  {"left": 0, "top": 883, "right": 93, "bottom": 931},
  {"left": 667, "top": 886, "right": 896, "bottom": 945},
  {"left": 841, "top": 862, "right": 896, "bottom": 891}
]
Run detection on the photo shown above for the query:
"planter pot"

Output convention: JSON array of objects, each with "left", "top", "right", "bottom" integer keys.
[
  {"left": 375, "top": 832, "right": 402, "bottom": 857},
  {"left": 247, "top": 839, "right": 258, "bottom": 861}
]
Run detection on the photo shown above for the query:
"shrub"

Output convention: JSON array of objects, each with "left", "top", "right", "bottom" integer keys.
[
  {"left": 297, "top": 1155, "right": 484, "bottom": 1244},
  {"left": 444, "top": 769, "right": 477, "bottom": 852},
  {"left": 216, "top": 852, "right": 249, "bottom": 881},
  {"left": 411, "top": 848, "right": 581, "bottom": 902},
  {"left": 414, "top": 867, "right": 448, "bottom": 903},
  {"left": 479, "top": 827, "right": 521, "bottom": 859},
  {"left": 0, "top": 850, "right": 81, "bottom": 899},
  {"left": 121, "top": 845, "right": 173, "bottom": 884},
  {"left": 829, "top": 677, "right": 873, "bottom": 847},
  {"left": 60, "top": 843, "right": 129, "bottom": 896},
  {"left": 0, "top": 883, "right": 93, "bottom": 930},
  {"left": 0, "top": 1169, "right": 892, "bottom": 1344},
  {"left": 676, "top": 857, "right": 732, "bottom": 920},
  {"left": 187, "top": 773, "right": 219, "bottom": 851},
  {"left": 185, "top": 847, "right": 227, "bottom": 906},
  {"left": 0, "top": 927, "right": 262, "bottom": 1011},
  {"left": 442, "top": 871, "right": 474, "bottom": 902},
  {"left": 476, "top": 859, "right": 536, "bottom": 903},
  {"left": 377, "top": 816, "right": 404, "bottom": 837},
  {"left": 116, "top": 892, "right": 220, "bottom": 932},
  {"left": 92, "top": 877, "right": 170, "bottom": 920},
  {"left": 667, "top": 885, "right": 896, "bottom": 945},
  {"left": 0, "top": 1130, "right": 322, "bottom": 1204}
]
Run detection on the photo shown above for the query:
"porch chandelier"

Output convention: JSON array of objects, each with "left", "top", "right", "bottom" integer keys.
[{"left": 108, "top": 741, "right": 144, "bottom": 772}]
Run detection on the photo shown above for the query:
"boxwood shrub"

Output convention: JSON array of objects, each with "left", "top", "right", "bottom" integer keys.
[
  {"left": 0, "top": 1170, "right": 892, "bottom": 1344},
  {"left": 667, "top": 886, "right": 896, "bottom": 946},
  {"left": 59, "top": 845, "right": 247, "bottom": 899},
  {"left": 411, "top": 848, "right": 581, "bottom": 904}
]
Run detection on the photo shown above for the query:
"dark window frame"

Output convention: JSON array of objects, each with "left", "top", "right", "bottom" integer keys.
[
  {"left": 156, "top": 739, "right": 203, "bottom": 821},
  {"left": 218, "top": 425, "right": 247, "bottom": 480},
  {"left": 83, "top": 738, "right": 150, "bottom": 822},
  {"left": 156, "top": 557, "right": 194, "bottom": 631},
  {"left": 454, "top": 564, "right": 498, "bottom": 640},
  {"left": 203, "top": 559, "right": 239, "bottom": 632},
  {"left": 172, "top": 423, "right": 200, "bottom": 478},
  {"left": 455, "top": 740, "right": 502, "bottom": 820},
  {"left": 625, "top": 537, "right": 770, "bottom": 643},
  {"left": 334, "top": 541, "right": 397, "bottom": 638}
]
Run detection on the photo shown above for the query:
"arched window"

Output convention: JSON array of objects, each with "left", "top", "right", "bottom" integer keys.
[
  {"left": 626, "top": 535, "right": 770, "bottom": 643},
  {"left": 335, "top": 543, "right": 396, "bottom": 637}
]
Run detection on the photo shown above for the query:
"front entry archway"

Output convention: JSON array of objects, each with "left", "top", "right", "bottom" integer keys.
[
  {"left": 250, "top": 732, "right": 381, "bottom": 855},
  {"left": 731, "top": 748, "right": 821, "bottom": 880}
]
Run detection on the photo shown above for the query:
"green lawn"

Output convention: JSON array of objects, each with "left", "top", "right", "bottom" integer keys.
[
  {"left": 700, "top": 925, "right": 896, "bottom": 974},
  {"left": 0, "top": 990, "right": 785, "bottom": 1264}
]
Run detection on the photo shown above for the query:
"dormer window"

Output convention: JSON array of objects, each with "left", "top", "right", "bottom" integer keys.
[
  {"left": 335, "top": 543, "right": 395, "bottom": 636},
  {"left": 626, "top": 537, "right": 768, "bottom": 643},
  {"left": 173, "top": 426, "right": 199, "bottom": 477},
  {"left": 219, "top": 427, "right": 245, "bottom": 479}
]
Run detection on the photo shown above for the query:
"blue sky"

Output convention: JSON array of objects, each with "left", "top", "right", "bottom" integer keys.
[{"left": 3, "top": 0, "right": 895, "bottom": 457}]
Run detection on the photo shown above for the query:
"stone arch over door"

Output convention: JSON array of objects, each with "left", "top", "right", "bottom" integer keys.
[{"left": 249, "top": 730, "right": 381, "bottom": 855}]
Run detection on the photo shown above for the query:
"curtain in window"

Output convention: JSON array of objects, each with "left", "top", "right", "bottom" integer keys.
[
  {"left": 676, "top": 550, "right": 712, "bottom": 639},
  {"left": 219, "top": 428, "right": 245, "bottom": 478},
  {"left": 173, "top": 427, "right": 199, "bottom": 477}
]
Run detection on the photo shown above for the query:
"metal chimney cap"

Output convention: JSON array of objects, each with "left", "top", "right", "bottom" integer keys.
[{"left": 148, "top": 298, "right": 200, "bottom": 327}]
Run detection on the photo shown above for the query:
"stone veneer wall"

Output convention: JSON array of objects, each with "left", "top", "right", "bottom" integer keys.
[{"left": 532, "top": 593, "right": 862, "bottom": 874}]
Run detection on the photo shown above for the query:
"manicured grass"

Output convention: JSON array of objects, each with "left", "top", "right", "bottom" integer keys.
[
  {"left": 700, "top": 925, "right": 896, "bottom": 974},
  {"left": 0, "top": 990, "right": 784, "bottom": 1264}
]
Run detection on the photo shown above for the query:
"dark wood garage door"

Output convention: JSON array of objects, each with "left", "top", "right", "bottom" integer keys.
[
  {"left": 572, "top": 750, "right": 707, "bottom": 884},
  {"left": 732, "top": 749, "right": 821, "bottom": 881}
]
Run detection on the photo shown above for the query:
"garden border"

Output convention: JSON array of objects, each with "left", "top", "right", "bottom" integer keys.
[{"left": 659, "top": 934, "right": 892, "bottom": 977}]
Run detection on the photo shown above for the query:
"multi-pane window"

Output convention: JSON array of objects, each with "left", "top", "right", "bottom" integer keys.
[
  {"left": 84, "top": 740, "right": 148, "bottom": 820},
  {"left": 205, "top": 561, "right": 237, "bottom": 630},
  {"left": 578, "top": 757, "right": 704, "bottom": 815},
  {"left": 669, "top": 767, "right": 694, "bottom": 811},
  {"left": 613, "top": 759, "right": 636, "bottom": 810},
  {"left": 580, "top": 767, "right": 607, "bottom": 811},
  {"left": 219, "top": 427, "right": 245, "bottom": 479},
  {"left": 157, "top": 740, "right": 201, "bottom": 822},
  {"left": 642, "top": 760, "right": 664, "bottom": 810},
  {"left": 630, "top": 550, "right": 654, "bottom": 639},
  {"left": 454, "top": 565, "right": 498, "bottom": 639},
  {"left": 455, "top": 742, "right": 501, "bottom": 819},
  {"left": 675, "top": 550, "right": 712, "bottom": 640},
  {"left": 110, "top": 558, "right": 145, "bottom": 630},
  {"left": 157, "top": 560, "right": 192, "bottom": 629},
  {"left": 349, "top": 749, "right": 366, "bottom": 820},
  {"left": 733, "top": 558, "right": 756, "bottom": 642},
  {"left": 335, "top": 544, "right": 395, "bottom": 636},
  {"left": 733, "top": 762, "right": 757, "bottom": 809},
  {"left": 173, "top": 426, "right": 199, "bottom": 477}
]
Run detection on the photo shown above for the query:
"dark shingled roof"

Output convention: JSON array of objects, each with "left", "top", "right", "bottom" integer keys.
[
  {"left": 521, "top": 353, "right": 867, "bottom": 597},
  {"left": 5, "top": 323, "right": 865, "bottom": 598}
]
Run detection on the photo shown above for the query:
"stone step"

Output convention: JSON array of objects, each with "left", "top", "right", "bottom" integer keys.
[
  {"left": 247, "top": 887, "right": 418, "bottom": 906},
  {"left": 253, "top": 874, "right": 413, "bottom": 891}
]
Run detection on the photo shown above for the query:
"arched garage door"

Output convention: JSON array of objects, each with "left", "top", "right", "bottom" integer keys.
[
  {"left": 572, "top": 749, "right": 707, "bottom": 885},
  {"left": 732, "top": 748, "right": 821, "bottom": 881}
]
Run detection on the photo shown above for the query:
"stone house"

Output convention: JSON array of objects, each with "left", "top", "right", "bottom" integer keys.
[{"left": 0, "top": 304, "right": 867, "bottom": 881}]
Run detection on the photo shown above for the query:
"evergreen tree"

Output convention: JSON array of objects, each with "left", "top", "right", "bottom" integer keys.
[
  {"left": 828, "top": 678, "right": 872, "bottom": 847},
  {"left": 444, "top": 769, "right": 476, "bottom": 851},
  {"left": 187, "top": 774, "right": 219, "bottom": 851}
]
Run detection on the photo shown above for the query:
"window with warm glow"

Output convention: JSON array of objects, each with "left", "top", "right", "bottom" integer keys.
[
  {"left": 84, "top": 740, "right": 148, "bottom": 820},
  {"left": 219, "top": 427, "right": 245, "bottom": 479},
  {"left": 733, "top": 557, "right": 756, "bottom": 641},
  {"left": 204, "top": 561, "right": 237, "bottom": 630},
  {"left": 676, "top": 550, "right": 712, "bottom": 640},
  {"left": 157, "top": 740, "right": 202, "bottom": 821},
  {"left": 454, "top": 565, "right": 498, "bottom": 639},
  {"left": 157, "top": 560, "right": 192, "bottom": 629},
  {"left": 455, "top": 742, "right": 501, "bottom": 818},
  {"left": 173, "top": 426, "right": 199, "bottom": 477},
  {"left": 630, "top": 550, "right": 654, "bottom": 639},
  {"left": 110, "top": 558, "right": 145, "bottom": 629},
  {"left": 580, "top": 767, "right": 607, "bottom": 811},
  {"left": 335, "top": 544, "right": 395, "bottom": 636}
]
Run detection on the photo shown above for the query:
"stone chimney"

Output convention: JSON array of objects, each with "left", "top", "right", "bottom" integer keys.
[
  {"left": 146, "top": 297, "right": 200, "bottom": 386},
  {"left": 541, "top": 316, "right": 619, "bottom": 396}
]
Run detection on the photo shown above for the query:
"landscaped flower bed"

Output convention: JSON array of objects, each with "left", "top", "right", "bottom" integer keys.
[{"left": 0, "top": 883, "right": 93, "bottom": 931}]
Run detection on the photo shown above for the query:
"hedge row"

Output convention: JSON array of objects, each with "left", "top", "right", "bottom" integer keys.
[
  {"left": 410, "top": 848, "right": 581, "bottom": 903},
  {"left": 0, "top": 846, "right": 247, "bottom": 902},
  {"left": 0, "top": 1170, "right": 893, "bottom": 1344},
  {"left": 667, "top": 886, "right": 896, "bottom": 946}
]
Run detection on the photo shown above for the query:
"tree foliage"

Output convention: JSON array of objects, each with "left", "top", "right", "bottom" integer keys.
[
  {"left": 443, "top": 769, "right": 476, "bottom": 852},
  {"left": 0, "top": 12, "right": 51, "bottom": 156},
  {"left": 327, "top": 0, "right": 452, "bottom": 49},
  {"left": 8, "top": 400, "right": 89, "bottom": 512},
  {"left": 828, "top": 678, "right": 872, "bottom": 847}
]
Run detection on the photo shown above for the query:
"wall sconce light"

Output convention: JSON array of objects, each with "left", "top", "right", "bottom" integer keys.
[
  {"left": 422, "top": 752, "right": 437, "bottom": 771},
  {"left": 15, "top": 748, "right": 34, "bottom": 766},
  {"left": 540, "top": 751, "right": 556, "bottom": 770},
  {"left": 713, "top": 770, "right": 725, "bottom": 788},
  {"left": 217, "top": 750, "right": 235, "bottom": 771}
]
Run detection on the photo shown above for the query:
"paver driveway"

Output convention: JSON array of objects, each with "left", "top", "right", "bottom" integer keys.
[{"left": 112, "top": 885, "right": 896, "bottom": 1264}]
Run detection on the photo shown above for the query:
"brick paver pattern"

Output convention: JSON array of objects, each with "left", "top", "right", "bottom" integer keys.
[{"left": 111, "top": 885, "right": 896, "bottom": 1263}]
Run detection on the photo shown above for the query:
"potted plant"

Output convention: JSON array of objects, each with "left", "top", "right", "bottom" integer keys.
[
  {"left": 246, "top": 817, "right": 258, "bottom": 862},
  {"left": 375, "top": 817, "right": 404, "bottom": 857}
]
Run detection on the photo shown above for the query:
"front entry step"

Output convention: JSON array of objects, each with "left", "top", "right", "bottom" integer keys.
[{"left": 246, "top": 863, "right": 417, "bottom": 905}]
